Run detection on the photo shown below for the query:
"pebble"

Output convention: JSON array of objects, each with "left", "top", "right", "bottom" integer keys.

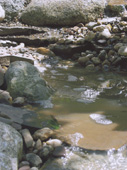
[
  {"left": 26, "top": 153, "right": 42, "bottom": 167},
  {"left": 46, "top": 139, "right": 62, "bottom": 147},
  {"left": 21, "top": 129, "right": 34, "bottom": 148},
  {"left": 33, "top": 127, "right": 54, "bottom": 141}
]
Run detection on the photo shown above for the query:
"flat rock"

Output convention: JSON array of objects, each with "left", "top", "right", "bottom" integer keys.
[{"left": 0, "top": 55, "right": 34, "bottom": 66}]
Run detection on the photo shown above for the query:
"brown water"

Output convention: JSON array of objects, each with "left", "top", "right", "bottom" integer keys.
[
  {"left": 31, "top": 60, "right": 127, "bottom": 152},
  {"left": 108, "top": 0, "right": 127, "bottom": 5},
  {"left": 27, "top": 59, "right": 127, "bottom": 169}
]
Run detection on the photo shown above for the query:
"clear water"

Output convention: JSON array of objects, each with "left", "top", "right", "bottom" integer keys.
[{"left": 31, "top": 59, "right": 127, "bottom": 169}]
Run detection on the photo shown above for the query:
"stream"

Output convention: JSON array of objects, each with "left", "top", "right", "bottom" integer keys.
[{"left": 27, "top": 58, "right": 127, "bottom": 169}]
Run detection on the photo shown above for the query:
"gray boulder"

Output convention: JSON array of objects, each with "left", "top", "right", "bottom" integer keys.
[
  {"left": 20, "top": 0, "right": 106, "bottom": 26},
  {"left": 0, "top": 121, "right": 23, "bottom": 170},
  {"left": 5, "top": 61, "right": 53, "bottom": 102},
  {"left": 0, "top": 0, "right": 26, "bottom": 20}
]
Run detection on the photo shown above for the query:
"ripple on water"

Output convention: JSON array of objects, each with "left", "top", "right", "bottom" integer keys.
[{"left": 90, "top": 113, "right": 113, "bottom": 125}]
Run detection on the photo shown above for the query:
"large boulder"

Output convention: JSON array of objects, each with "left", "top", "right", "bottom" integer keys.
[
  {"left": 20, "top": 0, "right": 106, "bottom": 26},
  {"left": 0, "top": 121, "right": 23, "bottom": 170},
  {"left": 0, "top": 0, "right": 26, "bottom": 21},
  {"left": 5, "top": 61, "right": 53, "bottom": 102}
]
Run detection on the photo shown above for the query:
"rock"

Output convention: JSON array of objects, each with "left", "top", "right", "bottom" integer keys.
[
  {"left": 118, "top": 46, "right": 127, "bottom": 56},
  {"left": 40, "top": 149, "right": 87, "bottom": 170},
  {"left": 0, "top": 0, "right": 26, "bottom": 21},
  {"left": 20, "top": 0, "right": 106, "bottom": 26},
  {"left": 46, "top": 139, "right": 62, "bottom": 147},
  {"left": 38, "top": 145, "right": 54, "bottom": 159},
  {"left": 78, "top": 56, "right": 91, "bottom": 66},
  {"left": 12, "top": 97, "right": 26, "bottom": 107},
  {"left": 0, "top": 121, "right": 23, "bottom": 170},
  {"left": 19, "top": 161, "right": 30, "bottom": 168},
  {"left": 0, "top": 90, "right": 12, "bottom": 104},
  {"left": 26, "top": 153, "right": 42, "bottom": 167},
  {"left": 0, "top": 26, "right": 44, "bottom": 36},
  {"left": 0, "top": 55, "right": 34, "bottom": 66},
  {"left": 91, "top": 57, "right": 101, "bottom": 65},
  {"left": 85, "top": 22, "right": 98, "bottom": 30},
  {"left": 0, "top": 65, "right": 4, "bottom": 86},
  {"left": 33, "top": 127, "right": 54, "bottom": 141},
  {"left": 19, "top": 166, "right": 31, "bottom": 170},
  {"left": 122, "top": 10, "right": 127, "bottom": 21},
  {"left": 114, "top": 43, "right": 123, "bottom": 51},
  {"left": 98, "top": 50, "right": 107, "bottom": 61},
  {"left": 99, "top": 28, "right": 112, "bottom": 39},
  {"left": 52, "top": 146, "right": 66, "bottom": 158},
  {"left": 49, "top": 42, "right": 95, "bottom": 57},
  {"left": 105, "top": 4, "right": 125, "bottom": 17},
  {"left": 93, "top": 25, "right": 106, "bottom": 32},
  {"left": 21, "top": 129, "right": 34, "bottom": 148},
  {"left": 0, "top": 5, "right": 5, "bottom": 22},
  {"left": 5, "top": 61, "right": 53, "bottom": 102},
  {"left": 34, "top": 139, "right": 42, "bottom": 150},
  {"left": 37, "top": 47, "right": 55, "bottom": 57},
  {"left": 85, "top": 31, "right": 96, "bottom": 41},
  {"left": 30, "top": 167, "right": 39, "bottom": 170}
]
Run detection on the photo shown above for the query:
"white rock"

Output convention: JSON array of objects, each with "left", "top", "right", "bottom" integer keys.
[
  {"left": 46, "top": 139, "right": 62, "bottom": 147},
  {"left": 0, "top": 5, "right": 5, "bottom": 22},
  {"left": 100, "top": 28, "right": 112, "bottom": 39}
]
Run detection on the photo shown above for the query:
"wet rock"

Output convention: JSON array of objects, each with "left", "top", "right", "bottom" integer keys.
[
  {"left": 26, "top": 153, "right": 42, "bottom": 167},
  {"left": 0, "top": 5, "right": 5, "bottom": 22},
  {"left": 0, "top": 121, "right": 23, "bottom": 169},
  {"left": 12, "top": 97, "right": 26, "bottom": 107},
  {"left": 91, "top": 57, "right": 101, "bottom": 65},
  {"left": 78, "top": 55, "right": 91, "bottom": 66},
  {"left": 49, "top": 42, "right": 95, "bottom": 57},
  {"left": 0, "top": 65, "right": 4, "bottom": 87},
  {"left": 11, "top": 122, "right": 22, "bottom": 131},
  {"left": 20, "top": 0, "right": 106, "bottom": 26},
  {"left": 98, "top": 50, "right": 107, "bottom": 61},
  {"left": 0, "top": 0, "right": 25, "bottom": 21},
  {"left": 5, "top": 61, "right": 53, "bottom": 102},
  {"left": 52, "top": 146, "right": 66, "bottom": 158},
  {"left": 112, "top": 25, "right": 119, "bottom": 33},
  {"left": 33, "top": 128, "right": 54, "bottom": 141},
  {"left": 118, "top": 46, "right": 127, "bottom": 56},
  {"left": 37, "top": 47, "right": 55, "bottom": 57},
  {"left": 21, "top": 129, "right": 34, "bottom": 148},
  {"left": 85, "top": 64, "right": 95, "bottom": 71},
  {"left": 38, "top": 145, "right": 54, "bottom": 160}
]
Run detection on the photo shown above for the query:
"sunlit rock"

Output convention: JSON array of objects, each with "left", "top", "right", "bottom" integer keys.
[
  {"left": 20, "top": 0, "right": 106, "bottom": 26},
  {"left": 0, "top": 5, "right": 5, "bottom": 22}
]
